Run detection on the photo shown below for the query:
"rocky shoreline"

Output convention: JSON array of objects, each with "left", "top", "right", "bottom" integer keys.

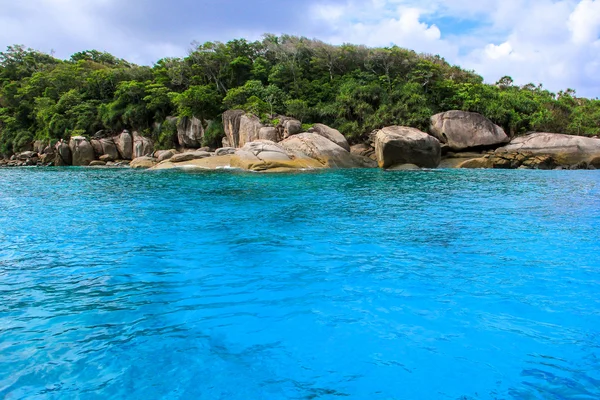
[{"left": 2, "top": 110, "right": 600, "bottom": 172}]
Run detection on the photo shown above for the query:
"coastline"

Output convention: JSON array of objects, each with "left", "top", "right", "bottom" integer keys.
[{"left": 2, "top": 110, "right": 600, "bottom": 172}]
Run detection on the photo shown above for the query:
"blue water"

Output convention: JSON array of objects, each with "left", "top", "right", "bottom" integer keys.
[{"left": 1, "top": 168, "right": 599, "bottom": 399}]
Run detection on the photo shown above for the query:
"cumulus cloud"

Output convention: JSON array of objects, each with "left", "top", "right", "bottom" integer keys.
[
  {"left": 310, "top": 0, "right": 600, "bottom": 97},
  {"left": 1, "top": 0, "right": 600, "bottom": 97}
]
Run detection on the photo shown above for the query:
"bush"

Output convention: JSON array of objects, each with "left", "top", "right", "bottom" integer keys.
[
  {"left": 203, "top": 119, "right": 225, "bottom": 148},
  {"left": 153, "top": 119, "right": 178, "bottom": 150}
]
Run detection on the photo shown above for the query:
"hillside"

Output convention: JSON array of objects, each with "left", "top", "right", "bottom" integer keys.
[{"left": 1, "top": 35, "right": 599, "bottom": 155}]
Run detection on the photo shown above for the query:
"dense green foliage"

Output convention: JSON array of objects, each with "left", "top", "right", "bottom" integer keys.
[{"left": 1, "top": 36, "right": 599, "bottom": 154}]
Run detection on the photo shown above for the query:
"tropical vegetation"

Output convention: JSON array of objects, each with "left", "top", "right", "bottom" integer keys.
[{"left": 1, "top": 35, "right": 599, "bottom": 154}]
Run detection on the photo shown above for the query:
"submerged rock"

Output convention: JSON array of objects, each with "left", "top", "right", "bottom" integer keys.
[
  {"left": 375, "top": 126, "right": 441, "bottom": 169},
  {"left": 430, "top": 111, "right": 509, "bottom": 151}
]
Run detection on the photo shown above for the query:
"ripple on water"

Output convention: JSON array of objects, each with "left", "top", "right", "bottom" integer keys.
[{"left": 1, "top": 168, "right": 599, "bottom": 399}]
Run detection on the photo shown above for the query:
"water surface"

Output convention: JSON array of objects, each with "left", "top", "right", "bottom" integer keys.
[{"left": 1, "top": 168, "right": 599, "bottom": 399}]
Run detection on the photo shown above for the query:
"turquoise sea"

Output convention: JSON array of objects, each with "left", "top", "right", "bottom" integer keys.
[{"left": 1, "top": 168, "right": 599, "bottom": 399}]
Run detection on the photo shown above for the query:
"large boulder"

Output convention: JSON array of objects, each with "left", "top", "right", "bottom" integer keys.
[
  {"left": 115, "top": 130, "right": 133, "bottom": 160},
  {"left": 170, "top": 151, "right": 211, "bottom": 163},
  {"left": 496, "top": 132, "right": 600, "bottom": 165},
  {"left": 281, "top": 133, "right": 376, "bottom": 169},
  {"left": 222, "top": 110, "right": 264, "bottom": 148},
  {"left": 430, "top": 111, "right": 509, "bottom": 151},
  {"left": 90, "top": 139, "right": 103, "bottom": 157},
  {"left": 230, "top": 141, "right": 322, "bottom": 172},
  {"left": 309, "top": 124, "right": 350, "bottom": 151},
  {"left": 375, "top": 126, "right": 441, "bottom": 169},
  {"left": 155, "top": 149, "right": 177, "bottom": 162},
  {"left": 91, "top": 138, "right": 119, "bottom": 161},
  {"left": 130, "top": 156, "right": 158, "bottom": 169},
  {"left": 69, "top": 136, "right": 95, "bottom": 166},
  {"left": 177, "top": 116, "right": 204, "bottom": 148},
  {"left": 259, "top": 127, "right": 279, "bottom": 142},
  {"left": 133, "top": 131, "right": 154, "bottom": 158},
  {"left": 54, "top": 140, "right": 72, "bottom": 166},
  {"left": 282, "top": 119, "right": 302, "bottom": 139}
]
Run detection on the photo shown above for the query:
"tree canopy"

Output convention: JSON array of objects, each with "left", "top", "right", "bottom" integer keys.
[{"left": 1, "top": 36, "right": 598, "bottom": 154}]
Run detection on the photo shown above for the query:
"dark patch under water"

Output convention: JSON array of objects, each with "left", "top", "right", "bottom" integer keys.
[{"left": 1, "top": 168, "right": 599, "bottom": 399}]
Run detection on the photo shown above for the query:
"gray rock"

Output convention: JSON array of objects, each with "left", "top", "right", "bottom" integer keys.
[
  {"left": 310, "top": 123, "right": 351, "bottom": 151},
  {"left": 375, "top": 126, "right": 441, "bottom": 169},
  {"left": 133, "top": 131, "right": 155, "bottom": 158},
  {"left": 99, "top": 154, "right": 114, "bottom": 162},
  {"left": 430, "top": 111, "right": 509, "bottom": 151},
  {"left": 69, "top": 136, "right": 95, "bottom": 166},
  {"left": 115, "top": 130, "right": 133, "bottom": 160},
  {"left": 54, "top": 140, "right": 72, "bottom": 166},
  {"left": 33, "top": 140, "right": 48, "bottom": 154},
  {"left": 282, "top": 119, "right": 302, "bottom": 139},
  {"left": 39, "top": 153, "right": 54, "bottom": 165},
  {"left": 222, "top": 110, "right": 264, "bottom": 148},
  {"left": 155, "top": 150, "right": 177, "bottom": 162},
  {"left": 170, "top": 151, "right": 211, "bottom": 163},
  {"left": 89, "top": 160, "right": 107, "bottom": 166},
  {"left": 350, "top": 143, "right": 376, "bottom": 161},
  {"left": 130, "top": 156, "right": 158, "bottom": 169},
  {"left": 215, "top": 147, "right": 236, "bottom": 156},
  {"left": 259, "top": 127, "right": 279, "bottom": 142},
  {"left": 281, "top": 133, "right": 376, "bottom": 169},
  {"left": 231, "top": 141, "right": 322, "bottom": 171},
  {"left": 496, "top": 132, "right": 600, "bottom": 165},
  {"left": 177, "top": 116, "right": 204, "bottom": 148},
  {"left": 17, "top": 151, "right": 36, "bottom": 161}
]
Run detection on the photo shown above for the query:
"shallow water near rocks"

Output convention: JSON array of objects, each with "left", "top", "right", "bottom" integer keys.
[{"left": 1, "top": 168, "right": 599, "bottom": 399}]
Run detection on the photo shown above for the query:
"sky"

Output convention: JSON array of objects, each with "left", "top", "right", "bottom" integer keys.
[{"left": 1, "top": 0, "right": 600, "bottom": 97}]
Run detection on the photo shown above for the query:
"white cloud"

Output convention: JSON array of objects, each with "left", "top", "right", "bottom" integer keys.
[
  {"left": 311, "top": 0, "right": 600, "bottom": 97},
  {"left": 2, "top": 0, "right": 600, "bottom": 97},
  {"left": 569, "top": 0, "right": 600, "bottom": 44},
  {"left": 0, "top": 0, "right": 186, "bottom": 63}
]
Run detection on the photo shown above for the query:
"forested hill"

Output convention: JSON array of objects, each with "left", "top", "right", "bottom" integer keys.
[{"left": 1, "top": 35, "right": 599, "bottom": 155}]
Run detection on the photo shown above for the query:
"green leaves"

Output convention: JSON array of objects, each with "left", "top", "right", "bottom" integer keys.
[
  {"left": 172, "top": 85, "right": 221, "bottom": 120},
  {"left": 1, "top": 36, "right": 599, "bottom": 156}
]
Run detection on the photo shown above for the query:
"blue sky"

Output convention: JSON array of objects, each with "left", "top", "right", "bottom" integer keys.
[{"left": 1, "top": 0, "right": 600, "bottom": 97}]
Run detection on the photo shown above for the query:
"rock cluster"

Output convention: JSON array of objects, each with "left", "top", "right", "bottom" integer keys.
[{"left": 2, "top": 109, "right": 599, "bottom": 172}]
